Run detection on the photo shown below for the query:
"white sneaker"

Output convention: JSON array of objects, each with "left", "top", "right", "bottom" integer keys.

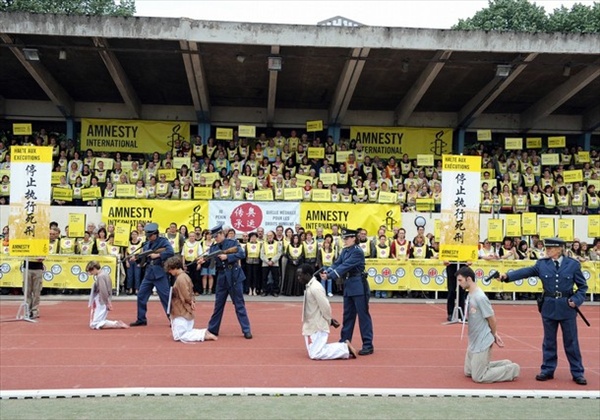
[{"left": 327, "top": 292, "right": 333, "bottom": 297}]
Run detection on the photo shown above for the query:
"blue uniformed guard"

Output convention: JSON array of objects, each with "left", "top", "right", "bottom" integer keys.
[
  {"left": 498, "top": 237, "right": 588, "bottom": 385},
  {"left": 130, "top": 223, "right": 175, "bottom": 326},
  {"left": 204, "top": 223, "right": 252, "bottom": 339},
  {"left": 320, "top": 227, "right": 374, "bottom": 355}
]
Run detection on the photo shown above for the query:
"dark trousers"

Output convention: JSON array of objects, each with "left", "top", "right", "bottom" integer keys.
[
  {"left": 341, "top": 294, "right": 374, "bottom": 350},
  {"left": 541, "top": 316, "right": 584, "bottom": 377},
  {"left": 207, "top": 274, "right": 251, "bottom": 335},
  {"left": 126, "top": 264, "right": 142, "bottom": 291},
  {"left": 446, "top": 263, "right": 466, "bottom": 317},
  {"left": 247, "top": 263, "right": 262, "bottom": 292},
  {"left": 136, "top": 276, "right": 170, "bottom": 323},
  {"left": 262, "top": 265, "right": 280, "bottom": 294}
]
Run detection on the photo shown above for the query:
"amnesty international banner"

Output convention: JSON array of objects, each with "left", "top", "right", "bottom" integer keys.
[
  {"left": 102, "top": 199, "right": 209, "bottom": 232},
  {"left": 487, "top": 219, "right": 504, "bottom": 243},
  {"left": 538, "top": 217, "right": 555, "bottom": 239},
  {"left": 589, "top": 215, "right": 600, "bottom": 238},
  {"left": 0, "top": 256, "right": 118, "bottom": 289},
  {"left": 349, "top": 126, "right": 453, "bottom": 159},
  {"left": 8, "top": 146, "right": 53, "bottom": 256},
  {"left": 557, "top": 218, "right": 574, "bottom": 242},
  {"left": 81, "top": 118, "right": 190, "bottom": 154},
  {"left": 440, "top": 155, "right": 481, "bottom": 262},
  {"left": 300, "top": 203, "right": 401, "bottom": 235},
  {"left": 505, "top": 214, "right": 521, "bottom": 237},
  {"left": 522, "top": 213, "right": 538, "bottom": 236}
]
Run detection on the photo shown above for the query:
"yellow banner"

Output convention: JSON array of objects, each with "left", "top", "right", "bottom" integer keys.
[
  {"left": 193, "top": 187, "right": 213, "bottom": 200},
  {"left": 557, "top": 218, "right": 574, "bottom": 242},
  {"left": 81, "top": 118, "right": 190, "bottom": 153},
  {"left": 238, "top": 175, "right": 256, "bottom": 188},
  {"left": 416, "top": 198, "right": 435, "bottom": 211},
  {"left": 336, "top": 151, "right": 351, "bottom": 163},
  {"left": 589, "top": 215, "right": 600, "bottom": 238},
  {"left": 158, "top": 169, "right": 177, "bottom": 182},
  {"left": 311, "top": 189, "right": 331, "bottom": 202},
  {"left": 319, "top": 173, "right": 338, "bottom": 186},
  {"left": 101, "top": 199, "right": 209, "bottom": 232},
  {"left": 284, "top": 187, "right": 303, "bottom": 201},
  {"left": 68, "top": 213, "right": 86, "bottom": 238},
  {"left": 481, "top": 169, "right": 495, "bottom": 179},
  {"left": 505, "top": 138, "right": 523, "bottom": 150},
  {"left": 52, "top": 187, "right": 73, "bottom": 201},
  {"left": 577, "top": 151, "right": 590, "bottom": 163},
  {"left": 521, "top": 213, "right": 537, "bottom": 236},
  {"left": 417, "top": 154, "right": 434, "bottom": 166},
  {"left": 116, "top": 184, "right": 135, "bottom": 198},
  {"left": 434, "top": 219, "right": 441, "bottom": 240},
  {"left": 505, "top": 214, "right": 521, "bottom": 237},
  {"left": 238, "top": 125, "right": 256, "bottom": 138},
  {"left": 541, "top": 153, "right": 560, "bottom": 165},
  {"left": 200, "top": 172, "right": 220, "bottom": 186},
  {"left": 364, "top": 260, "right": 600, "bottom": 293},
  {"left": 306, "top": 120, "right": 323, "bottom": 132},
  {"left": 378, "top": 191, "right": 397, "bottom": 204},
  {"left": 295, "top": 174, "right": 312, "bottom": 185},
  {"left": 350, "top": 126, "right": 453, "bottom": 159},
  {"left": 216, "top": 127, "right": 233, "bottom": 140},
  {"left": 95, "top": 157, "right": 114, "bottom": 170},
  {"left": 563, "top": 170, "right": 583, "bottom": 183},
  {"left": 0, "top": 256, "right": 118, "bottom": 289},
  {"left": 538, "top": 217, "right": 555, "bottom": 239},
  {"left": 487, "top": 219, "right": 504, "bottom": 243},
  {"left": 548, "top": 136, "right": 566, "bottom": 148},
  {"left": 300, "top": 202, "right": 400, "bottom": 235},
  {"left": 254, "top": 189, "right": 274, "bottom": 201},
  {"left": 13, "top": 123, "right": 32, "bottom": 135},
  {"left": 173, "top": 157, "right": 191, "bottom": 169},
  {"left": 477, "top": 130, "right": 491, "bottom": 141},
  {"left": 81, "top": 187, "right": 101, "bottom": 201},
  {"left": 526, "top": 137, "right": 542, "bottom": 149},
  {"left": 114, "top": 222, "right": 131, "bottom": 247},
  {"left": 307, "top": 147, "right": 325, "bottom": 159}
]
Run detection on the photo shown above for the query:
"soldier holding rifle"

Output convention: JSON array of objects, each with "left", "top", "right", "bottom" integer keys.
[
  {"left": 129, "top": 223, "right": 174, "bottom": 327},
  {"left": 498, "top": 237, "right": 588, "bottom": 385}
]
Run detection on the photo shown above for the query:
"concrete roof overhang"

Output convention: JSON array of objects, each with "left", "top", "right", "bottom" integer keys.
[{"left": 1, "top": 12, "right": 599, "bottom": 134}]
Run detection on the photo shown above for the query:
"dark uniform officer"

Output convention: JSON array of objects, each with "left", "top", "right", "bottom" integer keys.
[
  {"left": 130, "top": 223, "right": 174, "bottom": 326},
  {"left": 205, "top": 223, "right": 252, "bottom": 339},
  {"left": 321, "top": 228, "right": 374, "bottom": 355},
  {"left": 499, "top": 237, "right": 588, "bottom": 385}
]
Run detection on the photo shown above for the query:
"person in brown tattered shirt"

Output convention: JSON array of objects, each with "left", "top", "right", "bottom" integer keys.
[{"left": 164, "top": 256, "right": 217, "bottom": 343}]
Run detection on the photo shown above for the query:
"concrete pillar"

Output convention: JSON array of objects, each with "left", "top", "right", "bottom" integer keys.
[
  {"left": 66, "top": 117, "right": 74, "bottom": 143},
  {"left": 198, "top": 122, "right": 211, "bottom": 144},
  {"left": 456, "top": 129, "right": 465, "bottom": 154},
  {"left": 582, "top": 132, "right": 591, "bottom": 151},
  {"left": 328, "top": 124, "right": 340, "bottom": 143}
]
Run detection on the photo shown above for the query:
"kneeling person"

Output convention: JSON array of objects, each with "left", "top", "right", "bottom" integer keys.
[
  {"left": 164, "top": 256, "right": 217, "bottom": 343},
  {"left": 87, "top": 261, "right": 129, "bottom": 330},
  {"left": 458, "top": 266, "right": 519, "bottom": 383},
  {"left": 298, "top": 263, "right": 357, "bottom": 360}
]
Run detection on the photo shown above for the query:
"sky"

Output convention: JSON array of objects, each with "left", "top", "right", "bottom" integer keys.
[{"left": 134, "top": 0, "right": 597, "bottom": 29}]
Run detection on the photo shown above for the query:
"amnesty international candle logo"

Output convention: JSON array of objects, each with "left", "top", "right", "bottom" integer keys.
[{"left": 439, "top": 155, "right": 481, "bottom": 262}]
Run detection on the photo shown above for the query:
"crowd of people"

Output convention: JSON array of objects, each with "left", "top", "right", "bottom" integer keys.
[
  {"left": 0, "top": 130, "right": 599, "bottom": 213},
  {"left": 2, "top": 219, "right": 599, "bottom": 301}
]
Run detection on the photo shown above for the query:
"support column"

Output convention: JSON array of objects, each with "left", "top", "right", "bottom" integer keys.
[
  {"left": 328, "top": 124, "right": 341, "bottom": 143},
  {"left": 198, "top": 122, "right": 211, "bottom": 144},
  {"left": 66, "top": 117, "right": 75, "bottom": 143},
  {"left": 582, "top": 132, "right": 591, "bottom": 151},
  {"left": 456, "top": 129, "right": 465, "bottom": 154}
]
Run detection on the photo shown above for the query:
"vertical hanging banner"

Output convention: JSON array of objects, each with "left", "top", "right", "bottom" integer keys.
[
  {"left": 538, "top": 217, "right": 555, "bottom": 239},
  {"left": 8, "top": 146, "right": 53, "bottom": 256},
  {"left": 440, "top": 155, "right": 481, "bottom": 262},
  {"left": 505, "top": 214, "right": 522, "bottom": 237},
  {"left": 589, "top": 215, "right": 600, "bottom": 238},
  {"left": 487, "top": 219, "right": 504, "bottom": 243},
  {"left": 521, "top": 213, "right": 538, "bottom": 236},
  {"left": 557, "top": 218, "right": 574, "bottom": 242}
]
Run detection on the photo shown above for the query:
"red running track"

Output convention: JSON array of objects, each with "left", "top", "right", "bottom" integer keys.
[{"left": 0, "top": 298, "right": 598, "bottom": 391}]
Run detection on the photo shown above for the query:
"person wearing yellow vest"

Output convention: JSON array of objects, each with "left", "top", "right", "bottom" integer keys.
[
  {"left": 125, "top": 230, "right": 143, "bottom": 295},
  {"left": 59, "top": 228, "right": 77, "bottom": 255},
  {"left": 357, "top": 229, "right": 375, "bottom": 258},
  {"left": 245, "top": 232, "right": 263, "bottom": 296},
  {"left": 586, "top": 184, "right": 599, "bottom": 214},
  {"left": 318, "top": 234, "right": 337, "bottom": 297},
  {"left": 282, "top": 234, "right": 305, "bottom": 296},
  {"left": 409, "top": 235, "right": 433, "bottom": 259},
  {"left": 48, "top": 227, "right": 61, "bottom": 255},
  {"left": 165, "top": 223, "right": 184, "bottom": 254},
  {"left": 261, "top": 231, "right": 282, "bottom": 297},
  {"left": 78, "top": 231, "right": 95, "bottom": 256},
  {"left": 200, "top": 230, "right": 216, "bottom": 295},
  {"left": 182, "top": 231, "right": 202, "bottom": 295},
  {"left": 303, "top": 231, "right": 318, "bottom": 268}
]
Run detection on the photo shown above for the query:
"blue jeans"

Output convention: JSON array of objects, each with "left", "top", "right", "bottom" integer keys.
[
  {"left": 135, "top": 276, "right": 170, "bottom": 323},
  {"left": 321, "top": 278, "right": 332, "bottom": 294}
]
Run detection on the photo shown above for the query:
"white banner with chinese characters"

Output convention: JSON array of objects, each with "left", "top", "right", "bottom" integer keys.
[
  {"left": 8, "top": 146, "right": 53, "bottom": 256},
  {"left": 208, "top": 201, "right": 300, "bottom": 233},
  {"left": 439, "top": 155, "right": 481, "bottom": 262}
]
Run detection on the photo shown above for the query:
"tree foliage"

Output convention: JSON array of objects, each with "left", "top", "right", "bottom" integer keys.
[
  {"left": 0, "top": 0, "right": 136, "bottom": 16},
  {"left": 453, "top": 0, "right": 600, "bottom": 33}
]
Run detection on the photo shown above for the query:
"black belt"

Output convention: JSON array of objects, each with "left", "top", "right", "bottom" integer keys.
[
  {"left": 217, "top": 264, "right": 234, "bottom": 271},
  {"left": 543, "top": 291, "right": 572, "bottom": 298}
]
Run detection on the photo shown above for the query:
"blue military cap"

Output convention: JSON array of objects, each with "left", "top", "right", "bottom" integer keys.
[
  {"left": 209, "top": 222, "right": 224, "bottom": 235},
  {"left": 544, "top": 237, "right": 566, "bottom": 247},
  {"left": 144, "top": 223, "right": 159, "bottom": 234},
  {"left": 341, "top": 228, "right": 358, "bottom": 238}
]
